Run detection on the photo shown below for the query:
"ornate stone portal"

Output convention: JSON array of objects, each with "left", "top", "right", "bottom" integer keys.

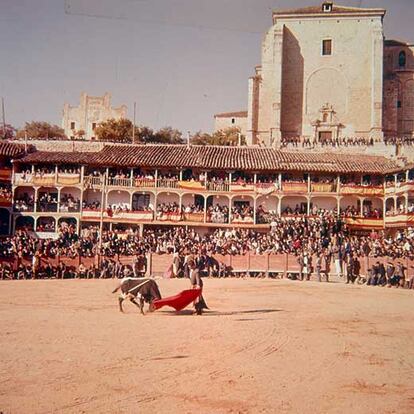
[{"left": 311, "top": 103, "right": 343, "bottom": 143}]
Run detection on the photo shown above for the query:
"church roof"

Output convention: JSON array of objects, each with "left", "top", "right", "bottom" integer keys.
[
  {"left": 16, "top": 144, "right": 401, "bottom": 175},
  {"left": 214, "top": 111, "right": 248, "bottom": 118},
  {"left": 273, "top": 3, "right": 385, "bottom": 18},
  {"left": 385, "top": 39, "right": 413, "bottom": 47}
]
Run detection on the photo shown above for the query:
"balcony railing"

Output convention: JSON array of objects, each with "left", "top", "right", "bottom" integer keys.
[
  {"left": 256, "top": 182, "right": 279, "bottom": 195},
  {"left": 107, "top": 177, "right": 132, "bottom": 188},
  {"left": 0, "top": 195, "right": 12, "bottom": 207},
  {"left": 230, "top": 182, "right": 255, "bottom": 192},
  {"left": 156, "top": 212, "right": 182, "bottom": 221},
  {"left": 206, "top": 214, "right": 228, "bottom": 224},
  {"left": 384, "top": 212, "right": 414, "bottom": 227},
  {"left": 0, "top": 168, "right": 12, "bottom": 181},
  {"left": 59, "top": 203, "right": 80, "bottom": 213},
  {"left": 178, "top": 180, "right": 206, "bottom": 191},
  {"left": 343, "top": 216, "right": 384, "bottom": 228},
  {"left": 13, "top": 203, "right": 34, "bottom": 212},
  {"left": 231, "top": 216, "right": 255, "bottom": 224},
  {"left": 134, "top": 178, "right": 156, "bottom": 188},
  {"left": 206, "top": 181, "right": 230, "bottom": 192},
  {"left": 340, "top": 184, "right": 384, "bottom": 197},
  {"left": 32, "top": 174, "right": 56, "bottom": 186},
  {"left": 36, "top": 202, "right": 58, "bottom": 212},
  {"left": 183, "top": 212, "right": 204, "bottom": 223},
  {"left": 282, "top": 182, "right": 308, "bottom": 193},
  {"left": 14, "top": 173, "right": 33, "bottom": 185},
  {"left": 157, "top": 178, "right": 179, "bottom": 189},
  {"left": 311, "top": 182, "right": 336, "bottom": 193},
  {"left": 83, "top": 176, "right": 104, "bottom": 188},
  {"left": 57, "top": 173, "right": 81, "bottom": 185}
]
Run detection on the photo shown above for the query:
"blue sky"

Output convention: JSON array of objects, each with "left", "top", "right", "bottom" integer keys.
[{"left": 1, "top": 0, "right": 413, "bottom": 133}]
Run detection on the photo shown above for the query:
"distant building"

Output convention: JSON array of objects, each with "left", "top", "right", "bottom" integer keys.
[
  {"left": 217, "top": 1, "right": 414, "bottom": 146},
  {"left": 214, "top": 111, "right": 248, "bottom": 136},
  {"left": 62, "top": 92, "right": 127, "bottom": 140}
]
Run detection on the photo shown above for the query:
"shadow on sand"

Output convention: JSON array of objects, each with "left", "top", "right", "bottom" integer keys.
[{"left": 158, "top": 308, "right": 283, "bottom": 317}]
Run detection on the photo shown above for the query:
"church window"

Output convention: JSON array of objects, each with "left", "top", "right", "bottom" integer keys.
[
  {"left": 397, "top": 100, "right": 402, "bottom": 108},
  {"left": 231, "top": 118, "right": 235, "bottom": 124},
  {"left": 322, "top": 2, "right": 332, "bottom": 12},
  {"left": 399, "top": 51, "right": 406, "bottom": 68},
  {"left": 322, "top": 39, "right": 332, "bottom": 56},
  {"left": 92, "top": 122, "right": 97, "bottom": 130},
  {"left": 70, "top": 122, "right": 75, "bottom": 130}
]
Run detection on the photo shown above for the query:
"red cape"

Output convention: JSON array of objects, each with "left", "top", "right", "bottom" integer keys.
[{"left": 152, "top": 288, "right": 202, "bottom": 311}]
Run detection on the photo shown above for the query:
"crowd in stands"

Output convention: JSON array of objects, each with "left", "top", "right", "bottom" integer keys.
[
  {"left": 207, "top": 204, "right": 229, "bottom": 223},
  {"left": 1, "top": 221, "right": 414, "bottom": 286},
  {"left": 0, "top": 184, "right": 12, "bottom": 201},
  {"left": 58, "top": 167, "right": 81, "bottom": 175},
  {"left": 37, "top": 193, "right": 58, "bottom": 212},
  {"left": 384, "top": 136, "right": 414, "bottom": 146},
  {"left": 14, "top": 192, "right": 35, "bottom": 211},
  {"left": 60, "top": 194, "right": 80, "bottom": 212},
  {"left": 281, "top": 136, "right": 375, "bottom": 148}
]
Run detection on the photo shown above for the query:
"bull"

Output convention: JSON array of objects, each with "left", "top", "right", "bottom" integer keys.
[{"left": 112, "top": 278, "right": 161, "bottom": 314}]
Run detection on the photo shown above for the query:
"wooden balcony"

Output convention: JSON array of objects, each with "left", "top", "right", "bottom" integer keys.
[
  {"left": 14, "top": 173, "right": 34, "bottom": 186},
  {"left": 134, "top": 178, "right": 156, "bottom": 188},
  {"left": 0, "top": 195, "right": 12, "bottom": 207},
  {"left": 57, "top": 173, "right": 81, "bottom": 186},
  {"left": 107, "top": 177, "right": 131, "bottom": 188},
  {"left": 310, "top": 183, "right": 336, "bottom": 193},
  {"left": 83, "top": 176, "right": 104, "bottom": 188},
  {"left": 183, "top": 212, "right": 204, "bottom": 223},
  {"left": 394, "top": 182, "right": 414, "bottom": 194},
  {"left": 32, "top": 174, "right": 56, "bottom": 187},
  {"left": 178, "top": 180, "right": 206, "bottom": 191},
  {"left": 157, "top": 178, "right": 179, "bottom": 190},
  {"left": 385, "top": 213, "right": 414, "bottom": 227},
  {"left": 0, "top": 168, "right": 12, "bottom": 181},
  {"left": 340, "top": 185, "right": 384, "bottom": 197},
  {"left": 81, "top": 209, "right": 154, "bottom": 222},
  {"left": 343, "top": 217, "right": 384, "bottom": 228},
  {"left": 282, "top": 182, "right": 308, "bottom": 193}
]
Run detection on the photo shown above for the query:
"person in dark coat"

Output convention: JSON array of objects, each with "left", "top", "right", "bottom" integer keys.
[{"left": 188, "top": 260, "right": 208, "bottom": 315}]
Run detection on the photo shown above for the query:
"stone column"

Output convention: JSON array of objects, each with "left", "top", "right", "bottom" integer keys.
[
  {"left": 370, "top": 21, "right": 384, "bottom": 140},
  {"left": 271, "top": 26, "right": 284, "bottom": 147},
  {"left": 246, "top": 76, "right": 259, "bottom": 146}
]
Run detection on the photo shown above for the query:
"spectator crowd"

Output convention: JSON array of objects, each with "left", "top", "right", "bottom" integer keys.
[{"left": 1, "top": 214, "right": 414, "bottom": 287}]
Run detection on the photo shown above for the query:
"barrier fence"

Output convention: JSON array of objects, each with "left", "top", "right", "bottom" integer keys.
[{"left": 2, "top": 252, "right": 414, "bottom": 279}]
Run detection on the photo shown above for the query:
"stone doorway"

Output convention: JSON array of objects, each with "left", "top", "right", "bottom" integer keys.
[{"left": 318, "top": 131, "right": 332, "bottom": 143}]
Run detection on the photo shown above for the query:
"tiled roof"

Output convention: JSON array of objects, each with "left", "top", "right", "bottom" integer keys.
[
  {"left": 385, "top": 39, "right": 413, "bottom": 47},
  {"left": 17, "top": 144, "right": 402, "bottom": 175},
  {"left": 214, "top": 111, "right": 248, "bottom": 118},
  {"left": 273, "top": 4, "right": 385, "bottom": 17},
  {"left": 0, "top": 142, "right": 31, "bottom": 158}
]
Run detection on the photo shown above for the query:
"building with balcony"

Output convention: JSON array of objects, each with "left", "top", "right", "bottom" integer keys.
[
  {"left": 6, "top": 143, "right": 414, "bottom": 238},
  {"left": 62, "top": 92, "right": 127, "bottom": 140},
  {"left": 216, "top": 1, "right": 414, "bottom": 146},
  {"left": 0, "top": 142, "right": 30, "bottom": 235}
]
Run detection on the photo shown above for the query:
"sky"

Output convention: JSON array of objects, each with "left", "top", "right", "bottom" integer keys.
[{"left": 0, "top": 0, "right": 413, "bottom": 134}]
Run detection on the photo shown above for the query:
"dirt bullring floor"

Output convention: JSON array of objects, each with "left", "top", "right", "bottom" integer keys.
[{"left": 0, "top": 278, "right": 413, "bottom": 414}]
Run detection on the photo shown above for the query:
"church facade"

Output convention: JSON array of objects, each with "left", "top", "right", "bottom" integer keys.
[
  {"left": 218, "top": 2, "right": 414, "bottom": 146},
  {"left": 62, "top": 92, "right": 127, "bottom": 141}
]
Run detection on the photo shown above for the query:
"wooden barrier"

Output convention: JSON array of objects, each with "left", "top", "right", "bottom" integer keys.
[{"left": 3, "top": 252, "right": 414, "bottom": 280}]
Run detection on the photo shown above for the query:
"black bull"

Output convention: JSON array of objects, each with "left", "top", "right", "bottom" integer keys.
[{"left": 112, "top": 278, "right": 162, "bottom": 314}]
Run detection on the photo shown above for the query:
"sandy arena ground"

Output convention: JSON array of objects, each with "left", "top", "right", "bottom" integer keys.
[{"left": 0, "top": 277, "right": 413, "bottom": 414}]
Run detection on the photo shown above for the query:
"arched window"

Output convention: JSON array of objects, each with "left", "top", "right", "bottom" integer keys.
[{"left": 399, "top": 51, "right": 406, "bottom": 68}]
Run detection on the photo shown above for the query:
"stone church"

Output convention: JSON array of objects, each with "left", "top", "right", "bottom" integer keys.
[
  {"left": 62, "top": 92, "right": 127, "bottom": 140},
  {"left": 216, "top": 1, "right": 414, "bottom": 146}
]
